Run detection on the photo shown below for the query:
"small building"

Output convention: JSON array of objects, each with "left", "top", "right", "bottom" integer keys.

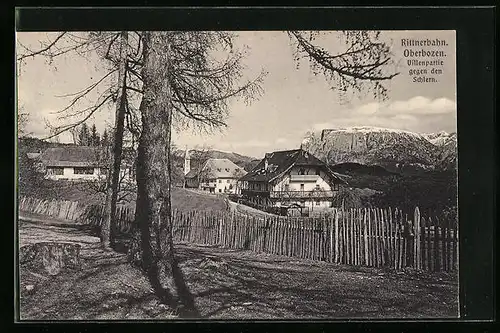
[
  {"left": 238, "top": 148, "right": 347, "bottom": 216},
  {"left": 183, "top": 149, "right": 247, "bottom": 194},
  {"left": 38, "top": 146, "right": 134, "bottom": 182}
]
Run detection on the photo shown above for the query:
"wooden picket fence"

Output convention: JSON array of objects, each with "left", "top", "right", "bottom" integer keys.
[
  {"left": 169, "top": 208, "right": 458, "bottom": 272},
  {"left": 82, "top": 204, "right": 136, "bottom": 235},
  {"left": 18, "top": 196, "right": 458, "bottom": 272},
  {"left": 18, "top": 196, "right": 86, "bottom": 221},
  {"left": 18, "top": 196, "right": 134, "bottom": 235}
]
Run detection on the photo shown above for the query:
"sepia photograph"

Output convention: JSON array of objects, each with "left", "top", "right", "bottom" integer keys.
[{"left": 16, "top": 28, "right": 459, "bottom": 320}]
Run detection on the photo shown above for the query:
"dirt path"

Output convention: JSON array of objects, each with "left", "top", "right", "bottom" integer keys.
[{"left": 18, "top": 218, "right": 458, "bottom": 320}]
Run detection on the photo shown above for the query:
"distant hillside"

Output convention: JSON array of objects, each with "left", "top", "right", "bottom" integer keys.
[
  {"left": 172, "top": 149, "right": 258, "bottom": 172},
  {"left": 18, "top": 136, "right": 76, "bottom": 155},
  {"left": 329, "top": 162, "right": 401, "bottom": 193},
  {"left": 329, "top": 162, "right": 399, "bottom": 177}
]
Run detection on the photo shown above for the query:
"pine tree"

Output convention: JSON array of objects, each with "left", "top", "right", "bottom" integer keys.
[
  {"left": 90, "top": 123, "right": 100, "bottom": 146},
  {"left": 78, "top": 123, "right": 90, "bottom": 146},
  {"left": 101, "top": 128, "right": 109, "bottom": 147}
]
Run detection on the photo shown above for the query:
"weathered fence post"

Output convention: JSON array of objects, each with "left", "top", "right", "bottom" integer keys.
[
  {"left": 414, "top": 207, "right": 421, "bottom": 270},
  {"left": 334, "top": 209, "right": 339, "bottom": 264}
]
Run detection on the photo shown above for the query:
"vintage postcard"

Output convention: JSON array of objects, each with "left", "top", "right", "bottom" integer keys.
[{"left": 16, "top": 28, "right": 459, "bottom": 320}]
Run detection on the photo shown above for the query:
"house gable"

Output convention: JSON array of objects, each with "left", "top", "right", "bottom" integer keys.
[{"left": 240, "top": 148, "right": 347, "bottom": 186}]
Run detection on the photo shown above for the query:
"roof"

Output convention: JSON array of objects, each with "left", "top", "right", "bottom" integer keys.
[
  {"left": 239, "top": 148, "right": 347, "bottom": 184},
  {"left": 39, "top": 147, "right": 105, "bottom": 167},
  {"left": 185, "top": 158, "right": 247, "bottom": 179},
  {"left": 38, "top": 146, "right": 135, "bottom": 168}
]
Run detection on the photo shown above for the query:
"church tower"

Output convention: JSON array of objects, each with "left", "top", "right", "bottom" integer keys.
[{"left": 184, "top": 146, "right": 191, "bottom": 176}]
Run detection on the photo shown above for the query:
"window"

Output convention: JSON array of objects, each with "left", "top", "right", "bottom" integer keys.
[
  {"left": 218, "top": 179, "right": 222, "bottom": 183},
  {"left": 333, "top": 183, "right": 340, "bottom": 191},
  {"left": 299, "top": 168, "right": 305, "bottom": 175},
  {"left": 74, "top": 167, "right": 94, "bottom": 175},
  {"left": 227, "top": 179, "right": 230, "bottom": 183},
  {"left": 218, "top": 189, "right": 222, "bottom": 193},
  {"left": 47, "top": 167, "right": 64, "bottom": 175},
  {"left": 284, "top": 184, "right": 289, "bottom": 191},
  {"left": 315, "top": 200, "right": 320, "bottom": 206},
  {"left": 316, "top": 169, "right": 321, "bottom": 176},
  {"left": 300, "top": 184, "right": 304, "bottom": 191},
  {"left": 315, "top": 184, "right": 320, "bottom": 190}
]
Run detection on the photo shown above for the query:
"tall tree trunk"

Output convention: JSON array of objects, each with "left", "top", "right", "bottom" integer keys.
[
  {"left": 102, "top": 31, "right": 129, "bottom": 250},
  {"left": 134, "top": 31, "right": 199, "bottom": 318}
]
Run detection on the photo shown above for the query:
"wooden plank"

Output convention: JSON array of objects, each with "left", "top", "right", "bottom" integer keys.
[
  {"left": 362, "top": 208, "right": 368, "bottom": 266},
  {"left": 255, "top": 216, "right": 260, "bottom": 253},
  {"left": 366, "top": 208, "right": 372, "bottom": 267},
  {"left": 270, "top": 216, "right": 275, "bottom": 253},
  {"left": 433, "top": 219, "right": 440, "bottom": 272},
  {"left": 312, "top": 219, "right": 317, "bottom": 260},
  {"left": 342, "top": 211, "right": 347, "bottom": 264},
  {"left": 373, "top": 208, "right": 377, "bottom": 267},
  {"left": 401, "top": 213, "right": 406, "bottom": 268},
  {"left": 351, "top": 210, "right": 356, "bottom": 266},
  {"left": 377, "top": 209, "right": 381, "bottom": 267},
  {"left": 329, "top": 214, "right": 334, "bottom": 263},
  {"left": 285, "top": 218, "right": 290, "bottom": 257},
  {"left": 427, "top": 217, "right": 432, "bottom": 271},
  {"left": 316, "top": 219, "right": 320, "bottom": 261},
  {"left": 276, "top": 217, "right": 282, "bottom": 256},
  {"left": 348, "top": 211, "right": 352, "bottom": 265},
  {"left": 286, "top": 217, "right": 291, "bottom": 257},
  {"left": 300, "top": 218, "right": 306, "bottom": 259},
  {"left": 373, "top": 208, "right": 379, "bottom": 267},
  {"left": 309, "top": 218, "right": 315, "bottom": 260},
  {"left": 281, "top": 217, "right": 286, "bottom": 256},
  {"left": 397, "top": 209, "right": 403, "bottom": 270},
  {"left": 443, "top": 221, "right": 449, "bottom": 272},
  {"left": 292, "top": 218, "right": 296, "bottom": 258},
  {"left": 334, "top": 210, "right": 339, "bottom": 264},
  {"left": 386, "top": 208, "right": 393, "bottom": 268},
  {"left": 252, "top": 215, "right": 258, "bottom": 252},
  {"left": 271, "top": 216, "right": 277, "bottom": 255},
  {"left": 395, "top": 209, "right": 400, "bottom": 270},
  {"left": 420, "top": 217, "right": 426, "bottom": 271},
  {"left": 381, "top": 208, "right": 387, "bottom": 267},
  {"left": 388, "top": 207, "right": 395, "bottom": 269},
  {"left": 303, "top": 218, "right": 308, "bottom": 259},
  {"left": 355, "top": 209, "right": 359, "bottom": 266},
  {"left": 413, "top": 207, "right": 419, "bottom": 269},
  {"left": 350, "top": 209, "right": 355, "bottom": 265}
]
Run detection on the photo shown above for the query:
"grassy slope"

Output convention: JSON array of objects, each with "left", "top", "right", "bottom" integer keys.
[{"left": 19, "top": 179, "right": 227, "bottom": 213}]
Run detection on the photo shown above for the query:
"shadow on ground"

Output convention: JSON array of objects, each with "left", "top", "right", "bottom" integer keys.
[
  {"left": 18, "top": 220, "right": 458, "bottom": 320},
  {"left": 174, "top": 245, "right": 459, "bottom": 319}
]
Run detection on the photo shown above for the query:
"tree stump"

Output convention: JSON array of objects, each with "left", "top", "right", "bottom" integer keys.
[{"left": 20, "top": 242, "right": 82, "bottom": 275}]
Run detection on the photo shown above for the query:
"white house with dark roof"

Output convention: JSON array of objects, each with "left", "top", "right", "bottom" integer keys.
[
  {"left": 238, "top": 148, "right": 347, "bottom": 216},
  {"left": 184, "top": 151, "right": 247, "bottom": 194},
  {"left": 38, "top": 146, "right": 134, "bottom": 182}
]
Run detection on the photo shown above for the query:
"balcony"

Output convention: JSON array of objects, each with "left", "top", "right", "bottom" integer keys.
[
  {"left": 241, "top": 189, "right": 335, "bottom": 199},
  {"left": 270, "top": 190, "right": 334, "bottom": 199},
  {"left": 289, "top": 174, "right": 319, "bottom": 182},
  {"left": 241, "top": 189, "right": 270, "bottom": 198}
]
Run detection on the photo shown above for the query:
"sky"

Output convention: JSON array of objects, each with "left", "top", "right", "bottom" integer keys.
[{"left": 16, "top": 30, "right": 456, "bottom": 159}]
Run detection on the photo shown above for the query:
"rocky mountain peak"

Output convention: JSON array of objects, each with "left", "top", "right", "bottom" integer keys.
[{"left": 302, "top": 126, "right": 457, "bottom": 172}]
